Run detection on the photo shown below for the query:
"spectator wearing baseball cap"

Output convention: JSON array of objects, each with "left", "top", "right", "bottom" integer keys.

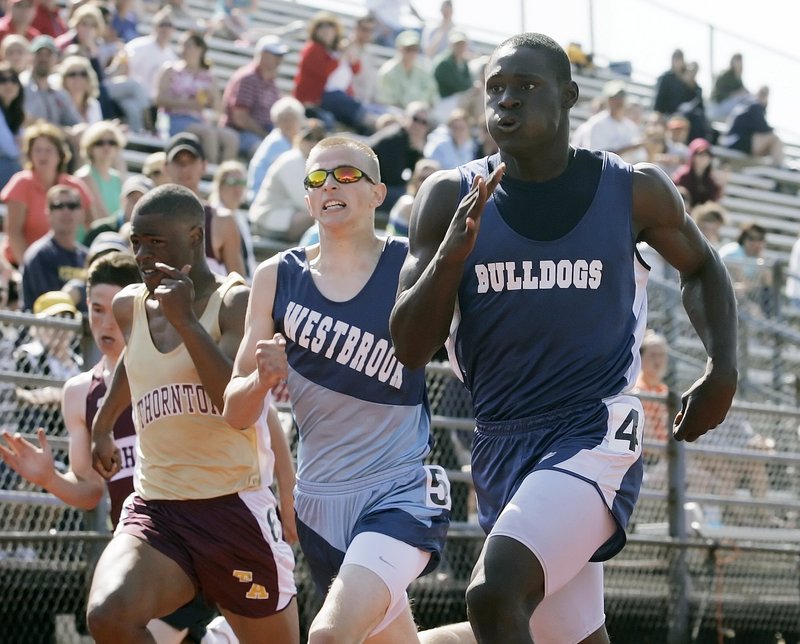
[
  {"left": 165, "top": 132, "right": 246, "bottom": 278},
  {"left": 378, "top": 29, "right": 439, "bottom": 109},
  {"left": 220, "top": 33, "right": 288, "bottom": 156},
  {"left": 0, "top": 0, "right": 41, "bottom": 47},
  {"left": 24, "top": 35, "right": 84, "bottom": 128},
  {"left": 84, "top": 175, "right": 154, "bottom": 247}
]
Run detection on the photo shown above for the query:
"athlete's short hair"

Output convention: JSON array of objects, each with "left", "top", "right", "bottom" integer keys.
[
  {"left": 307, "top": 136, "right": 381, "bottom": 184},
  {"left": 133, "top": 183, "right": 205, "bottom": 228},
  {"left": 494, "top": 32, "right": 572, "bottom": 83},
  {"left": 86, "top": 252, "right": 142, "bottom": 291}
]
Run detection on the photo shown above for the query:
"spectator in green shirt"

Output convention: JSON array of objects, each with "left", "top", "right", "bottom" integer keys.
[{"left": 377, "top": 30, "right": 438, "bottom": 110}]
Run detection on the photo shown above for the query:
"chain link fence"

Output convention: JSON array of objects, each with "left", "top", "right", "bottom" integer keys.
[{"left": 3, "top": 284, "right": 800, "bottom": 642}]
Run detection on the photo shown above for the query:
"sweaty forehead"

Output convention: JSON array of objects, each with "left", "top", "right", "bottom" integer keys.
[{"left": 486, "top": 45, "right": 554, "bottom": 79}]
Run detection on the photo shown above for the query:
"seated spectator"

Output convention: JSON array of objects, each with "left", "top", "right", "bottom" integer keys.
[
  {"left": 141, "top": 150, "right": 168, "bottom": 186},
  {"left": 679, "top": 61, "right": 710, "bottom": 142},
  {"left": 386, "top": 158, "right": 440, "bottom": 237},
  {"left": 293, "top": 12, "right": 376, "bottom": 135},
  {"left": 378, "top": 30, "right": 439, "bottom": 110},
  {"left": 0, "top": 0, "right": 40, "bottom": 46},
  {"left": 74, "top": 120, "right": 126, "bottom": 221},
  {"left": 209, "top": 160, "right": 256, "bottom": 278},
  {"left": 159, "top": 0, "right": 203, "bottom": 31},
  {"left": 220, "top": 34, "right": 287, "bottom": 157},
  {"left": 653, "top": 49, "right": 687, "bottom": 117},
  {"left": 719, "top": 222, "right": 773, "bottom": 316},
  {"left": 370, "top": 108, "right": 429, "bottom": 201},
  {"left": 367, "top": 101, "right": 430, "bottom": 214},
  {"left": 672, "top": 138, "right": 723, "bottom": 209},
  {"left": 0, "top": 34, "right": 32, "bottom": 75},
  {"left": 641, "top": 122, "right": 682, "bottom": 176},
  {"left": 632, "top": 331, "right": 670, "bottom": 473},
  {"left": 720, "top": 86, "right": 784, "bottom": 167},
  {"left": 121, "top": 7, "right": 178, "bottom": 133},
  {"left": 664, "top": 113, "right": 690, "bottom": 165},
  {"left": 24, "top": 35, "right": 83, "bottom": 128},
  {"left": 1, "top": 121, "right": 94, "bottom": 267},
  {"left": 155, "top": 30, "right": 238, "bottom": 164},
  {"left": 207, "top": 0, "right": 257, "bottom": 43},
  {"left": 566, "top": 41, "right": 594, "bottom": 73},
  {"left": 691, "top": 201, "right": 726, "bottom": 248},
  {"left": 571, "top": 80, "right": 645, "bottom": 162},
  {"left": 0, "top": 61, "right": 24, "bottom": 187},
  {"left": 108, "top": 0, "right": 139, "bottom": 44},
  {"left": 422, "top": 1, "right": 455, "bottom": 60},
  {"left": 21, "top": 184, "right": 88, "bottom": 311},
  {"left": 31, "top": 0, "right": 67, "bottom": 39},
  {"left": 248, "top": 119, "right": 325, "bottom": 243},
  {"left": 14, "top": 290, "right": 83, "bottom": 436},
  {"left": 84, "top": 174, "right": 153, "bottom": 246},
  {"left": 57, "top": 54, "right": 102, "bottom": 125},
  {"left": 709, "top": 53, "right": 749, "bottom": 122},
  {"left": 365, "top": 0, "right": 423, "bottom": 48},
  {"left": 424, "top": 107, "right": 475, "bottom": 169},
  {"left": 247, "top": 96, "right": 305, "bottom": 202},
  {"left": 348, "top": 14, "right": 380, "bottom": 107},
  {"left": 431, "top": 30, "right": 472, "bottom": 123}
]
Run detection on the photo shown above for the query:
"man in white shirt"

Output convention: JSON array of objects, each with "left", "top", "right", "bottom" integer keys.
[{"left": 123, "top": 7, "right": 178, "bottom": 132}]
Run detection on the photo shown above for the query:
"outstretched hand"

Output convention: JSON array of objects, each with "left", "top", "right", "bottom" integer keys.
[
  {"left": 153, "top": 263, "right": 195, "bottom": 329},
  {"left": 440, "top": 163, "right": 505, "bottom": 263},
  {"left": 672, "top": 370, "right": 737, "bottom": 442},
  {"left": 0, "top": 429, "right": 55, "bottom": 488}
]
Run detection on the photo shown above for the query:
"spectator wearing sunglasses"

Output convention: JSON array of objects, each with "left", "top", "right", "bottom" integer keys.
[
  {"left": 20, "top": 184, "right": 89, "bottom": 311},
  {"left": 0, "top": 61, "right": 24, "bottom": 187},
  {"left": 209, "top": 160, "right": 257, "bottom": 279},
  {"left": 58, "top": 55, "right": 102, "bottom": 126},
  {"left": 249, "top": 119, "right": 325, "bottom": 242},
  {"left": 1, "top": 120, "right": 94, "bottom": 267},
  {"left": 75, "top": 120, "right": 126, "bottom": 222}
]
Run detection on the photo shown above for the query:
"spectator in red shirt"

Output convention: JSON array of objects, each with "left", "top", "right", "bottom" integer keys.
[
  {"left": 292, "top": 11, "right": 376, "bottom": 135},
  {"left": 671, "top": 138, "right": 724, "bottom": 209},
  {"left": 31, "top": 0, "right": 66, "bottom": 38},
  {"left": 0, "top": 0, "right": 41, "bottom": 45},
  {"left": 220, "top": 33, "right": 287, "bottom": 157}
]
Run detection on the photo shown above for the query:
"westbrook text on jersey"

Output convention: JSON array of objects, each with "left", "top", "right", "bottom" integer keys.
[
  {"left": 283, "top": 300, "right": 404, "bottom": 389},
  {"left": 474, "top": 259, "right": 603, "bottom": 293}
]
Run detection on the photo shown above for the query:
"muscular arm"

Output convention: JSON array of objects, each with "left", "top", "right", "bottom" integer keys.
[
  {"left": 633, "top": 163, "right": 738, "bottom": 441},
  {"left": 223, "top": 257, "right": 285, "bottom": 429},
  {"left": 390, "top": 165, "right": 505, "bottom": 369},
  {"left": 215, "top": 213, "right": 246, "bottom": 277},
  {"left": 267, "top": 403, "right": 297, "bottom": 544}
]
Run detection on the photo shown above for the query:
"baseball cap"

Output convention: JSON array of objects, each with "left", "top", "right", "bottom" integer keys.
[
  {"left": 88, "top": 232, "right": 130, "bottom": 266},
  {"left": 33, "top": 291, "right": 79, "bottom": 318},
  {"left": 30, "top": 35, "right": 58, "bottom": 54},
  {"left": 166, "top": 132, "right": 205, "bottom": 162},
  {"left": 395, "top": 30, "right": 421, "bottom": 50},
  {"left": 448, "top": 31, "right": 468, "bottom": 44},
  {"left": 602, "top": 80, "right": 627, "bottom": 98},
  {"left": 122, "top": 174, "right": 154, "bottom": 198},
  {"left": 256, "top": 34, "right": 289, "bottom": 56}
]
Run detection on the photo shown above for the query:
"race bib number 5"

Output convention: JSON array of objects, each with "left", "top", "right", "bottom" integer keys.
[{"left": 424, "top": 465, "right": 452, "bottom": 510}]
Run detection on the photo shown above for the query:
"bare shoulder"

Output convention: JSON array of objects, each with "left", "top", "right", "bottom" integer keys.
[
  {"left": 63, "top": 369, "right": 93, "bottom": 399},
  {"left": 111, "top": 283, "right": 140, "bottom": 334},
  {"left": 631, "top": 162, "right": 685, "bottom": 235},
  {"left": 221, "top": 281, "right": 251, "bottom": 314},
  {"left": 409, "top": 168, "right": 464, "bottom": 249}
]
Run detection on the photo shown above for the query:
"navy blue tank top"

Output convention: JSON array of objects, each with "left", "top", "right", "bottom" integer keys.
[{"left": 449, "top": 151, "right": 649, "bottom": 422}]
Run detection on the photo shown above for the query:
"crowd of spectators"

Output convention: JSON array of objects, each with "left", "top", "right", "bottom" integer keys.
[{"left": 0, "top": 1, "right": 797, "bottom": 352}]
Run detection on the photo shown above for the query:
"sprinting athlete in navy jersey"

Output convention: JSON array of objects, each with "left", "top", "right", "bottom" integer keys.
[
  {"left": 225, "top": 136, "right": 451, "bottom": 644},
  {"left": 392, "top": 33, "right": 738, "bottom": 644}
]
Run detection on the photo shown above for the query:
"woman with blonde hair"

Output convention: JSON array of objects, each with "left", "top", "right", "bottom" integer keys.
[
  {"left": 0, "top": 35, "right": 31, "bottom": 75},
  {"left": 58, "top": 55, "right": 102, "bottom": 124},
  {"left": 0, "top": 120, "right": 95, "bottom": 266},
  {"left": 156, "top": 31, "right": 238, "bottom": 164},
  {"left": 210, "top": 160, "right": 256, "bottom": 278},
  {"left": 75, "top": 120, "right": 126, "bottom": 220}
]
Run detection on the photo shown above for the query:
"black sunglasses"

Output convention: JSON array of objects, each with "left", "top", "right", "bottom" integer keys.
[
  {"left": 65, "top": 70, "right": 89, "bottom": 78},
  {"left": 93, "top": 139, "right": 118, "bottom": 147},
  {"left": 0, "top": 75, "right": 15, "bottom": 84},
  {"left": 49, "top": 201, "right": 81, "bottom": 211},
  {"left": 304, "top": 165, "right": 375, "bottom": 189}
]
